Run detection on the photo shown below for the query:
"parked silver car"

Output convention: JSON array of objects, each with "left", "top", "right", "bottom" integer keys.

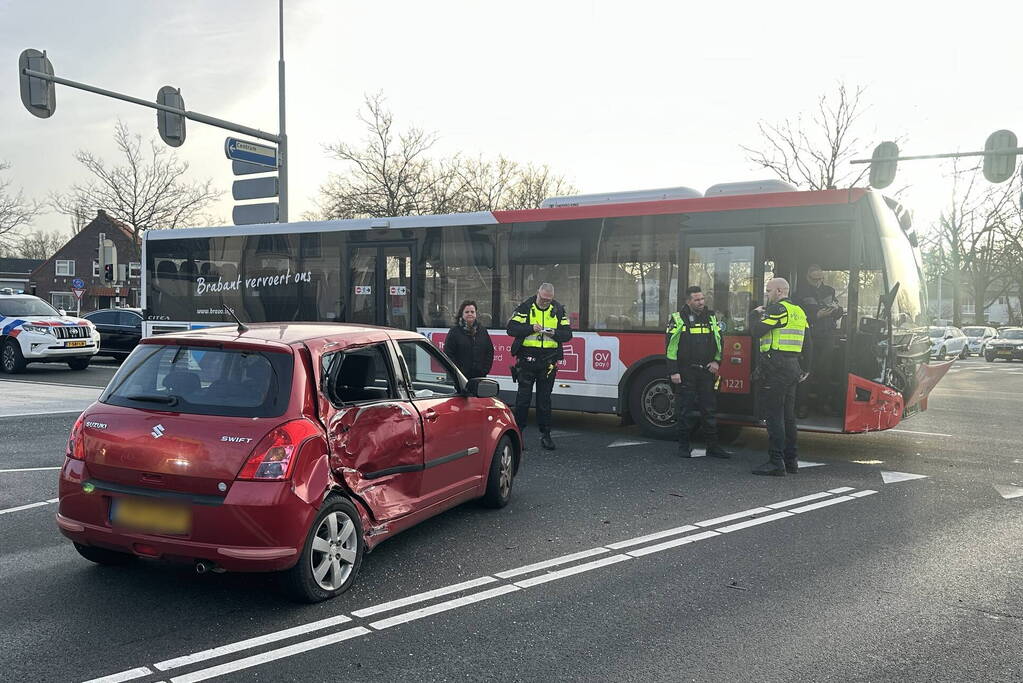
[
  {"left": 928, "top": 326, "right": 969, "bottom": 360},
  {"left": 985, "top": 327, "right": 1023, "bottom": 362}
]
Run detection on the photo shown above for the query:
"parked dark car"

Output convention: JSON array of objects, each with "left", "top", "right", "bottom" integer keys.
[{"left": 83, "top": 308, "right": 143, "bottom": 359}]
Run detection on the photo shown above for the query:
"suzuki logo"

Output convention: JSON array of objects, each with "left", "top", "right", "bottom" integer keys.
[{"left": 151, "top": 424, "right": 166, "bottom": 439}]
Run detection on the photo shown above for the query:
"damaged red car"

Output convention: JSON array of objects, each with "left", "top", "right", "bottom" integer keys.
[{"left": 57, "top": 324, "right": 521, "bottom": 602}]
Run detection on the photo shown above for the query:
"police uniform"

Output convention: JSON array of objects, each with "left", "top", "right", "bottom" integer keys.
[
  {"left": 750, "top": 298, "right": 813, "bottom": 475},
  {"left": 665, "top": 305, "right": 727, "bottom": 457},
  {"left": 507, "top": 296, "right": 573, "bottom": 448}
]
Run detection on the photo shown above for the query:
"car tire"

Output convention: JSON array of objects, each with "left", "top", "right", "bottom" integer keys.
[
  {"left": 282, "top": 495, "right": 364, "bottom": 603},
  {"left": 985, "top": 354, "right": 995, "bottom": 363},
  {"left": 1, "top": 338, "right": 26, "bottom": 374},
  {"left": 936, "top": 347, "right": 946, "bottom": 361},
  {"left": 67, "top": 357, "right": 91, "bottom": 371},
  {"left": 628, "top": 364, "right": 677, "bottom": 440},
  {"left": 959, "top": 346, "right": 969, "bottom": 359},
  {"left": 482, "top": 435, "right": 517, "bottom": 509},
  {"left": 73, "top": 542, "right": 134, "bottom": 566}
]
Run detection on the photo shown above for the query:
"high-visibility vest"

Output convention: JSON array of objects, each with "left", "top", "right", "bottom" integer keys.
[
  {"left": 759, "top": 299, "right": 807, "bottom": 353},
  {"left": 666, "top": 310, "right": 722, "bottom": 361},
  {"left": 519, "top": 304, "right": 565, "bottom": 350}
]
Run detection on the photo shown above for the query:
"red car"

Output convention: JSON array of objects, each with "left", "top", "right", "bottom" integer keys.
[{"left": 57, "top": 324, "right": 520, "bottom": 602}]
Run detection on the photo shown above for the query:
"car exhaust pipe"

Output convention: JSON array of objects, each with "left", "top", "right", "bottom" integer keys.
[{"left": 195, "top": 560, "right": 213, "bottom": 575}]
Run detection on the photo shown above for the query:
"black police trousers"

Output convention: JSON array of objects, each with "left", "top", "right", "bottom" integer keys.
[
  {"left": 674, "top": 367, "right": 718, "bottom": 450},
  {"left": 759, "top": 355, "right": 801, "bottom": 465},
  {"left": 514, "top": 360, "right": 556, "bottom": 434}
]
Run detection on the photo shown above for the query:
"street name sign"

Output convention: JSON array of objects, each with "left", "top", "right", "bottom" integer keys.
[
  {"left": 233, "top": 203, "right": 280, "bottom": 225},
  {"left": 233, "top": 177, "right": 279, "bottom": 201},
  {"left": 225, "top": 138, "right": 277, "bottom": 168}
]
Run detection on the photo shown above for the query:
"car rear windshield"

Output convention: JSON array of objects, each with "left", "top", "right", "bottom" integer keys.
[
  {"left": 100, "top": 343, "right": 293, "bottom": 417},
  {"left": 0, "top": 298, "right": 60, "bottom": 317},
  {"left": 1001, "top": 330, "right": 1023, "bottom": 340},
  {"left": 962, "top": 327, "right": 986, "bottom": 336}
]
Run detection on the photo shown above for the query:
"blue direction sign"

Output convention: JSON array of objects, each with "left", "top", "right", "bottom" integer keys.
[
  {"left": 224, "top": 138, "right": 277, "bottom": 169},
  {"left": 71, "top": 278, "right": 85, "bottom": 289}
]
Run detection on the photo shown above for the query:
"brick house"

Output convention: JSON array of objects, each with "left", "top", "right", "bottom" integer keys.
[
  {"left": 29, "top": 210, "right": 142, "bottom": 313},
  {"left": 0, "top": 257, "right": 44, "bottom": 293}
]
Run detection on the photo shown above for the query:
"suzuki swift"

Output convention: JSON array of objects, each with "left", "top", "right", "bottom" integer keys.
[{"left": 57, "top": 323, "right": 520, "bottom": 602}]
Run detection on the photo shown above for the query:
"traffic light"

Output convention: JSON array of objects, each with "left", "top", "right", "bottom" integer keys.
[
  {"left": 157, "top": 86, "right": 186, "bottom": 147},
  {"left": 103, "top": 264, "right": 114, "bottom": 283},
  {"left": 18, "top": 49, "right": 56, "bottom": 119},
  {"left": 869, "top": 141, "right": 899, "bottom": 189},
  {"left": 983, "top": 130, "right": 1018, "bottom": 184}
]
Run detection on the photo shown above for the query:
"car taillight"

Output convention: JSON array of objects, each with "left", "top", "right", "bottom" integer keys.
[
  {"left": 67, "top": 413, "right": 86, "bottom": 460},
  {"left": 236, "top": 419, "right": 321, "bottom": 481}
]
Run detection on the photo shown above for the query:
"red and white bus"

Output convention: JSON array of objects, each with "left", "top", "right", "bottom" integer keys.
[{"left": 141, "top": 180, "right": 948, "bottom": 440}]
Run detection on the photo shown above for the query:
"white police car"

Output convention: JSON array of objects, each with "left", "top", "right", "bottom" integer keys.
[{"left": 0, "top": 293, "right": 100, "bottom": 373}]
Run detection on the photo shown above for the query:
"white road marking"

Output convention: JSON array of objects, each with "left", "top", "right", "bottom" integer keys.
[
  {"left": 694, "top": 507, "right": 773, "bottom": 528},
  {"left": 168, "top": 627, "right": 371, "bottom": 683},
  {"left": 495, "top": 547, "right": 609, "bottom": 579},
  {"left": 82, "top": 667, "right": 153, "bottom": 683},
  {"left": 0, "top": 499, "right": 57, "bottom": 515},
  {"left": 0, "top": 410, "right": 89, "bottom": 418},
  {"left": 849, "top": 490, "right": 878, "bottom": 498},
  {"left": 797, "top": 460, "right": 826, "bottom": 468},
  {"left": 513, "top": 554, "right": 632, "bottom": 588},
  {"left": 828, "top": 487, "right": 855, "bottom": 494},
  {"left": 0, "top": 466, "right": 61, "bottom": 473},
  {"left": 790, "top": 496, "right": 855, "bottom": 513},
  {"left": 350, "top": 576, "right": 497, "bottom": 617},
  {"left": 716, "top": 511, "right": 794, "bottom": 533},
  {"left": 690, "top": 447, "right": 707, "bottom": 457},
  {"left": 606, "top": 524, "right": 699, "bottom": 550},
  {"left": 889, "top": 429, "right": 954, "bottom": 437},
  {"left": 993, "top": 484, "right": 1023, "bottom": 500},
  {"left": 369, "top": 585, "right": 521, "bottom": 630},
  {"left": 154, "top": 615, "right": 353, "bottom": 671},
  {"left": 608, "top": 439, "right": 649, "bottom": 447},
  {"left": 880, "top": 471, "right": 929, "bottom": 484},
  {"left": 626, "top": 530, "right": 721, "bottom": 557},
  {"left": 767, "top": 492, "right": 833, "bottom": 508}
]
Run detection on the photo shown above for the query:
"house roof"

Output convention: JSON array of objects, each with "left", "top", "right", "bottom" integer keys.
[{"left": 0, "top": 258, "right": 45, "bottom": 274}]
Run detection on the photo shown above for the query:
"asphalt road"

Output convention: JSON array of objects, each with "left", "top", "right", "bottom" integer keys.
[{"left": 1, "top": 357, "right": 1021, "bottom": 682}]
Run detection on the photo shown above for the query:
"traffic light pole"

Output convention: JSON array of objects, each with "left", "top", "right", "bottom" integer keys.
[{"left": 278, "top": 0, "right": 288, "bottom": 222}]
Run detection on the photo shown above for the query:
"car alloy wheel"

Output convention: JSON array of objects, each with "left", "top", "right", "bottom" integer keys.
[
  {"left": 483, "top": 435, "right": 516, "bottom": 508},
  {"left": 309, "top": 510, "right": 359, "bottom": 591}
]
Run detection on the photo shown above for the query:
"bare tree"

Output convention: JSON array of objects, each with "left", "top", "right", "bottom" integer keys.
[
  {"left": 51, "top": 121, "right": 221, "bottom": 258},
  {"left": 0, "top": 161, "right": 41, "bottom": 255},
  {"left": 742, "top": 83, "right": 871, "bottom": 190},
  {"left": 16, "top": 229, "right": 68, "bottom": 260},
  {"left": 313, "top": 94, "right": 575, "bottom": 219},
  {"left": 924, "top": 161, "right": 1020, "bottom": 326}
]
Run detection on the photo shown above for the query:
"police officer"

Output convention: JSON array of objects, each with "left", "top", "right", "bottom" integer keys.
[
  {"left": 750, "top": 278, "right": 813, "bottom": 476},
  {"left": 666, "top": 286, "right": 731, "bottom": 458},
  {"left": 507, "top": 283, "right": 573, "bottom": 450}
]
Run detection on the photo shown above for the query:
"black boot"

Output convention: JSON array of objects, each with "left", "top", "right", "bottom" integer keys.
[
  {"left": 706, "top": 445, "right": 732, "bottom": 459},
  {"left": 540, "top": 432, "right": 556, "bottom": 450},
  {"left": 752, "top": 456, "right": 786, "bottom": 476},
  {"left": 784, "top": 458, "right": 799, "bottom": 474}
]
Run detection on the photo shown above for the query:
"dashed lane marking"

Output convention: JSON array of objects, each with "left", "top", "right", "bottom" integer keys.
[
  {"left": 82, "top": 667, "right": 153, "bottom": 683},
  {"left": 0, "top": 466, "right": 61, "bottom": 473},
  {"left": 512, "top": 554, "right": 632, "bottom": 588},
  {"left": 350, "top": 576, "right": 497, "bottom": 618},
  {"left": 608, "top": 439, "right": 650, "bottom": 448},
  {"left": 993, "top": 484, "right": 1023, "bottom": 500},
  {"left": 889, "top": 429, "right": 954, "bottom": 437},
  {"left": 495, "top": 547, "right": 609, "bottom": 579},
  {"left": 0, "top": 498, "right": 58, "bottom": 515},
  {"left": 368, "top": 585, "right": 521, "bottom": 630}
]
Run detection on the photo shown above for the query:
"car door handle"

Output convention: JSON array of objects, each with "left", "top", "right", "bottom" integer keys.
[{"left": 423, "top": 409, "right": 438, "bottom": 422}]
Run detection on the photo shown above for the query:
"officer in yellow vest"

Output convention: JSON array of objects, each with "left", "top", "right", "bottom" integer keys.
[
  {"left": 507, "top": 283, "right": 573, "bottom": 450},
  {"left": 750, "top": 277, "right": 813, "bottom": 476},
  {"left": 666, "top": 285, "right": 731, "bottom": 459}
]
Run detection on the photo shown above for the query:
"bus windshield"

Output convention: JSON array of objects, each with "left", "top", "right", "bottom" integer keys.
[{"left": 871, "top": 194, "right": 926, "bottom": 329}]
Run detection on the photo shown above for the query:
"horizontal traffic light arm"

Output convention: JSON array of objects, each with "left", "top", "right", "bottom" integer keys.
[
  {"left": 851, "top": 148, "right": 1023, "bottom": 164},
  {"left": 20, "top": 67, "right": 280, "bottom": 144}
]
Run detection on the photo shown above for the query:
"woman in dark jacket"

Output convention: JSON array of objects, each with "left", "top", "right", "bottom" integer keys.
[{"left": 443, "top": 300, "right": 494, "bottom": 378}]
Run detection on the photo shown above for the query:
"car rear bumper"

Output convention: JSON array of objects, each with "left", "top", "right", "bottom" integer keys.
[{"left": 57, "top": 458, "right": 316, "bottom": 572}]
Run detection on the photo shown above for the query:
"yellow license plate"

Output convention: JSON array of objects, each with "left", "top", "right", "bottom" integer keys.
[
  {"left": 66, "top": 340, "right": 87, "bottom": 348},
  {"left": 110, "top": 497, "right": 191, "bottom": 535}
]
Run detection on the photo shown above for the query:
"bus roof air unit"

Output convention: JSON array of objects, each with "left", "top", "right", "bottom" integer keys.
[
  {"left": 704, "top": 179, "right": 798, "bottom": 196},
  {"left": 540, "top": 186, "right": 703, "bottom": 208}
]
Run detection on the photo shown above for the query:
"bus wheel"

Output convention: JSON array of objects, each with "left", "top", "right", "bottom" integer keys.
[{"left": 628, "top": 365, "right": 677, "bottom": 440}]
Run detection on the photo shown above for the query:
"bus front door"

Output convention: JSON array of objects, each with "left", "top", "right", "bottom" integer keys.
[
  {"left": 348, "top": 244, "right": 416, "bottom": 329},
  {"left": 681, "top": 233, "right": 762, "bottom": 424}
]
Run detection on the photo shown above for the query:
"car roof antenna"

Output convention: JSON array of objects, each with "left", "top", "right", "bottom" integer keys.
[{"left": 223, "top": 302, "right": 248, "bottom": 334}]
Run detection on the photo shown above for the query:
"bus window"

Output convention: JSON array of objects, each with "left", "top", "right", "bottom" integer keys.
[
  {"left": 419, "top": 226, "right": 496, "bottom": 328},
  {"left": 501, "top": 221, "right": 585, "bottom": 328},
  {"left": 589, "top": 216, "right": 677, "bottom": 330},
  {"left": 687, "top": 245, "right": 754, "bottom": 333}
]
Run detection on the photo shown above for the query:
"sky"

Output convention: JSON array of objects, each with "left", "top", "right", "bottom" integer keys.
[{"left": 1, "top": 0, "right": 1020, "bottom": 239}]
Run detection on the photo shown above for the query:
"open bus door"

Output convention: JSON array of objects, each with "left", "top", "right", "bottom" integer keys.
[
  {"left": 680, "top": 232, "right": 764, "bottom": 425},
  {"left": 347, "top": 243, "right": 417, "bottom": 330}
]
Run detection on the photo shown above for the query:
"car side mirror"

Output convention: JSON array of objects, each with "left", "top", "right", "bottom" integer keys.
[
  {"left": 466, "top": 377, "right": 500, "bottom": 398},
  {"left": 944, "top": 333, "right": 953, "bottom": 339},
  {"left": 58, "top": 309, "right": 66, "bottom": 316}
]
